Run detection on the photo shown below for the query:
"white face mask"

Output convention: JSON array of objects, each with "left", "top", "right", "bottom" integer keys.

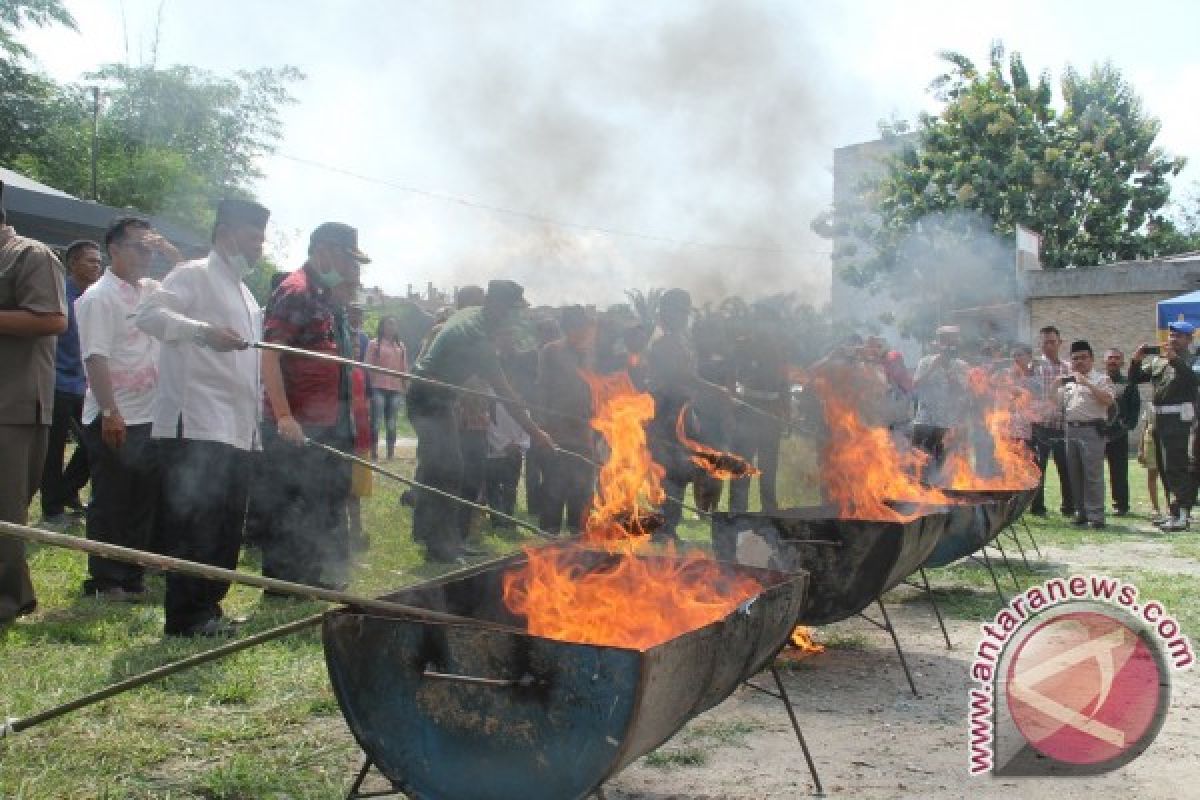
[{"left": 224, "top": 250, "right": 252, "bottom": 276}]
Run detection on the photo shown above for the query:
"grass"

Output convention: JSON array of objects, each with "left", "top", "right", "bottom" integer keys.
[{"left": 2, "top": 448, "right": 1196, "bottom": 797}]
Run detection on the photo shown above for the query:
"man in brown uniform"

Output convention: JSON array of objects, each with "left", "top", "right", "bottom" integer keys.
[{"left": 0, "top": 182, "right": 68, "bottom": 622}]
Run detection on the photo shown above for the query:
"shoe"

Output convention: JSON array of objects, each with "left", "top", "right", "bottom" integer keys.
[
  {"left": 1149, "top": 512, "right": 1168, "bottom": 525},
  {"left": 169, "top": 617, "right": 238, "bottom": 638},
  {"left": 1060, "top": 508, "right": 1076, "bottom": 517},
  {"left": 40, "top": 513, "right": 72, "bottom": 529},
  {"left": 1088, "top": 521, "right": 1106, "bottom": 530},
  {"left": 1029, "top": 508, "right": 1048, "bottom": 517},
  {"left": 64, "top": 497, "right": 86, "bottom": 516},
  {"left": 1071, "top": 515, "right": 1087, "bottom": 527},
  {"left": 1113, "top": 508, "right": 1129, "bottom": 517},
  {"left": 90, "top": 586, "right": 146, "bottom": 603}
]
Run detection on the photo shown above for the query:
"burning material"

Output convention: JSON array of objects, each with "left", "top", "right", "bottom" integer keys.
[
  {"left": 502, "top": 371, "right": 763, "bottom": 650},
  {"left": 939, "top": 371, "right": 1039, "bottom": 490},
  {"left": 675, "top": 406, "right": 761, "bottom": 480},
  {"left": 789, "top": 625, "right": 825, "bottom": 654},
  {"left": 809, "top": 368, "right": 947, "bottom": 520}
]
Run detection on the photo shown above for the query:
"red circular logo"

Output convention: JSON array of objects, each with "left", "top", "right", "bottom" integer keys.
[{"left": 1005, "top": 610, "right": 1164, "bottom": 766}]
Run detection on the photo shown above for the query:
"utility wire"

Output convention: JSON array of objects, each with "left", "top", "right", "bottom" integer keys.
[{"left": 276, "top": 152, "right": 831, "bottom": 257}]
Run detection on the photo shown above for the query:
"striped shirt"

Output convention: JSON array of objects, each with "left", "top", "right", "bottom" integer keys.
[{"left": 1031, "top": 355, "right": 1071, "bottom": 428}]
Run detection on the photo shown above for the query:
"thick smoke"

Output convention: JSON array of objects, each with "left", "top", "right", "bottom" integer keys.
[{"left": 425, "top": 2, "right": 840, "bottom": 306}]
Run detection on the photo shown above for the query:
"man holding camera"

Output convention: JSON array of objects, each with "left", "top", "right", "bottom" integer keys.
[
  {"left": 1058, "top": 341, "right": 1115, "bottom": 529},
  {"left": 1131, "top": 321, "right": 1199, "bottom": 532}
]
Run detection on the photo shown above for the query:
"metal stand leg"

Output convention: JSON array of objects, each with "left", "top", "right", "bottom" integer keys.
[
  {"left": 1006, "top": 525, "right": 1030, "bottom": 569},
  {"left": 1020, "top": 518, "right": 1043, "bottom": 559},
  {"left": 772, "top": 666, "right": 825, "bottom": 796},
  {"left": 346, "top": 755, "right": 406, "bottom": 799},
  {"left": 858, "top": 599, "right": 919, "bottom": 696},
  {"left": 918, "top": 567, "right": 952, "bottom": 650},
  {"left": 993, "top": 538, "right": 1022, "bottom": 591},
  {"left": 741, "top": 669, "right": 825, "bottom": 795},
  {"left": 975, "top": 548, "right": 1007, "bottom": 604}
]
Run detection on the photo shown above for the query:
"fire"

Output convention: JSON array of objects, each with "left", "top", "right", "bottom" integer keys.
[
  {"left": 675, "top": 405, "right": 761, "bottom": 480},
  {"left": 810, "top": 367, "right": 947, "bottom": 520},
  {"left": 502, "top": 370, "right": 763, "bottom": 650},
  {"left": 938, "top": 372, "right": 1040, "bottom": 490},
  {"left": 789, "top": 625, "right": 825, "bottom": 654}
]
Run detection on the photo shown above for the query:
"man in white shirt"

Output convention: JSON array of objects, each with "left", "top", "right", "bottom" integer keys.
[
  {"left": 76, "top": 217, "right": 178, "bottom": 600},
  {"left": 1058, "top": 340, "right": 1116, "bottom": 529},
  {"left": 136, "top": 198, "right": 268, "bottom": 637}
]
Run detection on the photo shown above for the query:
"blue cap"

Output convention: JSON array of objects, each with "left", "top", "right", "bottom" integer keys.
[{"left": 1169, "top": 320, "right": 1195, "bottom": 335}]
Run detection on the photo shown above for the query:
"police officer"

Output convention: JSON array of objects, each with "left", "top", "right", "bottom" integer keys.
[{"left": 1131, "top": 321, "right": 1199, "bottom": 531}]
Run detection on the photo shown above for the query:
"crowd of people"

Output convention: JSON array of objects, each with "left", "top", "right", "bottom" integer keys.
[{"left": 3, "top": 177, "right": 1195, "bottom": 636}]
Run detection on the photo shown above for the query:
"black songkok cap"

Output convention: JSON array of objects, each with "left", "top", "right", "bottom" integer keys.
[
  {"left": 1070, "top": 339, "right": 1092, "bottom": 355},
  {"left": 215, "top": 197, "right": 270, "bottom": 230},
  {"left": 485, "top": 279, "right": 529, "bottom": 310}
]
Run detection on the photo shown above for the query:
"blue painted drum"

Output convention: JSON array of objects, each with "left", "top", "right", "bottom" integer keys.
[{"left": 322, "top": 548, "right": 808, "bottom": 800}]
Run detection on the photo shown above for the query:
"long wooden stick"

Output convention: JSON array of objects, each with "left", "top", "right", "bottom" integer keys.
[
  {"left": 306, "top": 439, "right": 553, "bottom": 539},
  {"left": 0, "top": 520, "right": 515, "bottom": 630},
  {"left": 2, "top": 613, "right": 324, "bottom": 737}
]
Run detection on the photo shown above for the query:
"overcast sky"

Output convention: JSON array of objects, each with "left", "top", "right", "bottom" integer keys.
[{"left": 18, "top": 0, "right": 1200, "bottom": 306}]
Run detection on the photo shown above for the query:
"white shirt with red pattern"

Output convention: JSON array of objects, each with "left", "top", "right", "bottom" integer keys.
[{"left": 76, "top": 269, "right": 160, "bottom": 425}]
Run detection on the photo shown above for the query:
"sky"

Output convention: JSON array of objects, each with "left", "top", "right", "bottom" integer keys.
[{"left": 16, "top": 0, "right": 1200, "bottom": 307}]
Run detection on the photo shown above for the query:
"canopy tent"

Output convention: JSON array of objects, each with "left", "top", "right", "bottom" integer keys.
[
  {"left": 1156, "top": 289, "right": 1200, "bottom": 338},
  {"left": 1, "top": 166, "right": 205, "bottom": 257}
]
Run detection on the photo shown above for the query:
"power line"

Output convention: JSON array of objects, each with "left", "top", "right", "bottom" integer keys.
[{"left": 276, "top": 152, "right": 831, "bottom": 257}]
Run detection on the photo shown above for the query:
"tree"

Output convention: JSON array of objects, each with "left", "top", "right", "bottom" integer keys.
[
  {"left": 848, "top": 44, "right": 1188, "bottom": 295},
  {"left": 13, "top": 63, "right": 304, "bottom": 229},
  {"left": 0, "top": 0, "right": 76, "bottom": 168},
  {"left": 0, "top": 0, "right": 75, "bottom": 61}
]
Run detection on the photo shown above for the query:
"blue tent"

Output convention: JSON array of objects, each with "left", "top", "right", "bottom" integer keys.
[{"left": 1157, "top": 290, "right": 1200, "bottom": 334}]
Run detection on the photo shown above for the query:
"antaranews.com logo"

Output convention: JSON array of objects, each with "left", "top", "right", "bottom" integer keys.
[{"left": 968, "top": 574, "right": 1194, "bottom": 776}]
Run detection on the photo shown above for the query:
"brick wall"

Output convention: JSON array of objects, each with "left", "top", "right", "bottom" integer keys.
[{"left": 1029, "top": 292, "right": 1172, "bottom": 359}]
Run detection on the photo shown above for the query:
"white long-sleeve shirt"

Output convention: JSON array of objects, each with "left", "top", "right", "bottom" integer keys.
[{"left": 135, "top": 252, "right": 262, "bottom": 451}]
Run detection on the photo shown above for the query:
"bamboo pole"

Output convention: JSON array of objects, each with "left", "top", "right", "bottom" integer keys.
[
  {"left": 0, "top": 520, "right": 516, "bottom": 630},
  {"left": 2, "top": 613, "right": 324, "bottom": 737}
]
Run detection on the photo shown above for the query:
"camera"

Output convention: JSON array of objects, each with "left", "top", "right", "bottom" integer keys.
[
  {"left": 1143, "top": 345, "right": 1161, "bottom": 356},
  {"left": 1061, "top": 376, "right": 1077, "bottom": 385}
]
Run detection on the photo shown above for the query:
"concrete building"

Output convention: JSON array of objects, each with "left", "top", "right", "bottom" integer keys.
[{"left": 829, "top": 136, "right": 1200, "bottom": 357}]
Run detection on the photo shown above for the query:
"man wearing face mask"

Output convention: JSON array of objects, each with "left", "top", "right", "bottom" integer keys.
[
  {"left": 135, "top": 198, "right": 268, "bottom": 636},
  {"left": 259, "top": 222, "right": 368, "bottom": 590}
]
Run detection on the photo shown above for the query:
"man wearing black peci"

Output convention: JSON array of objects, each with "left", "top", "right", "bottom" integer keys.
[
  {"left": 136, "top": 198, "right": 269, "bottom": 637},
  {"left": 1058, "top": 340, "right": 1115, "bottom": 529},
  {"left": 407, "top": 280, "right": 553, "bottom": 562},
  {"left": 1131, "top": 321, "right": 1200, "bottom": 532}
]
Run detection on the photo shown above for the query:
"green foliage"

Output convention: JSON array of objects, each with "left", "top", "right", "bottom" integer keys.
[
  {"left": 0, "top": 0, "right": 76, "bottom": 60},
  {"left": 1, "top": 4, "right": 303, "bottom": 233},
  {"left": 850, "top": 43, "right": 1189, "bottom": 296}
]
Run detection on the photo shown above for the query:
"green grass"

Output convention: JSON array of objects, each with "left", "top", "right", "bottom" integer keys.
[{"left": 2, "top": 449, "right": 1196, "bottom": 797}]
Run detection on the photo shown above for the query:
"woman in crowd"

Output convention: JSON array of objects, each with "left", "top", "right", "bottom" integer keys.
[{"left": 365, "top": 316, "right": 408, "bottom": 460}]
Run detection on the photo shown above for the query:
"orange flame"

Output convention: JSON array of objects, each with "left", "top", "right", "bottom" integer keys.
[
  {"left": 502, "top": 370, "right": 763, "bottom": 650},
  {"left": 810, "top": 367, "right": 947, "bottom": 520},
  {"left": 675, "top": 405, "right": 761, "bottom": 480},
  {"left": 789, "top": 625, "right": 825, "bottom": 654},
  {"left": 939, "top": 371, "right": 1040, "bottom": 490}
]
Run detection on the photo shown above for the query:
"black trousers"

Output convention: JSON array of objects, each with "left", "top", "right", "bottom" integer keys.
[
  {"left": 160, "top": 439, "right": 249, "bottom": 633},
  {"left": 1154, "top": 415, "right": 1198, "bottom": 510},
  {"left": 459, "top": 429, "right": 488, "bottom": 538},
  {"left": 82, "top": 421, "right": 160, "bottom": 593},
  {"left": 911, "top": 424, "right": 950, "bottom": 482},
  {"left": 1032, "top": 424, "right": 1075, "bottom": 514},
  {"left": 729, "top": 408, "right": 783, "bottom": 513},
  {"left": 537, "top": 446, "right": 595, "bottom": 535},
  {"left": 524, "top": 445, "right": 550, "bottom": 521},
  {"left": 485, "top": 450, "right": 524, "bottom": 529},
  {"left": 39, "top": 390, "right": 89, "bottom": 516},
  {"left": 1104, "top": 432, "right": 1130, "bottom": 513},
  {"left": 409, "top": 403, "right": 466, "bottom": 560},
  {"left": 259, "top": 425, "right": 352, "bottom": 587}
]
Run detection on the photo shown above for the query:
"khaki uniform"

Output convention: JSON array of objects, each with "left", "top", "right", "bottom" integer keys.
[{"left": 0, "top": 227, "right": 67, "bottom": 620}]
